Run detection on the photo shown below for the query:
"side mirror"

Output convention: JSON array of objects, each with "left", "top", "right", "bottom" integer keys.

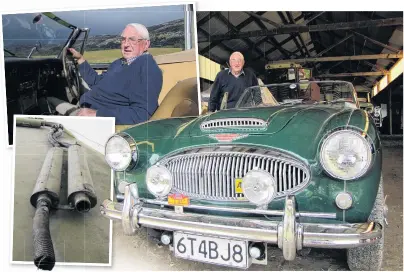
[{"left": 33, "top": 14, "right": 42, "bottom": 24}]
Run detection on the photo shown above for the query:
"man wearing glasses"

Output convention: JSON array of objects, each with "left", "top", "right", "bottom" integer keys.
[
  {"left": 208, "top": 51, "right": 259, "bottom": 112},
  {"left": 48, "top": 23, "right": 163, "bottom": 124}
]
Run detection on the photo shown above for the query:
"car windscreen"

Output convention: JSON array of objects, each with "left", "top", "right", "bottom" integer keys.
[
  {"left": 356, "top": 91, "right": 370, "bottom": 103},
  {"left": 2, "top": 13, "right": 73, "bottom": 58},
  {"left": 235, "top": 81, "right": 356, "bottom": 108}
]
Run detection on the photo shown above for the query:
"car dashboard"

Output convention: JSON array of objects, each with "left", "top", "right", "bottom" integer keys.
[{"left": 5, "top": 57, "right": 66, "bottom": 144}]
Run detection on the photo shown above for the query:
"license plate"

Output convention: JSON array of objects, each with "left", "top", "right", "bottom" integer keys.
[{"left": 173, "top": 232, "right": 250, "bottom": 268}]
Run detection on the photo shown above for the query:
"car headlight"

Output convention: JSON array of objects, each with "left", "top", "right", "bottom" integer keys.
[
  {"left": 105, "top": 133, "right": 137, "bottom": 171},
  {"left": 242, "top": 169, "right": 276, "bottom": 206},
  {"left": 320, "top": 130, "right": 372, "bottom": 180},
  {"left": 146, "top": 165, "right": 173, "bottom": 197}
]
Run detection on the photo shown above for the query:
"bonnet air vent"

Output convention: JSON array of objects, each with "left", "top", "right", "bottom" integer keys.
[{"left": 200, "top": 118, "right": 267, "bottom": 131}]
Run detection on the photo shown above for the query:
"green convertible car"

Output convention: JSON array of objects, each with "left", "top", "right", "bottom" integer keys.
[{"left": 100, "top": 80, "right": 387, "bottom": 270}]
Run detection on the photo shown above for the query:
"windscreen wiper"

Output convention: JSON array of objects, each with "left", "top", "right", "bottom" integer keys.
[{"left": 4, "top": 48, "right": 17, "bottom": 57}]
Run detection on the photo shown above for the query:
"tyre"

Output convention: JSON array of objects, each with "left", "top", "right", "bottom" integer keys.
[{"left": 347, "top": 178, "right": 385, "bottom": 271}]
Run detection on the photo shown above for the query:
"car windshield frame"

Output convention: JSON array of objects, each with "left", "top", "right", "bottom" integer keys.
[
  {"left": 2, "top": 12, "right": 75, "bottom": 58},
  {"left": 235, "top": 80, "right": 358, "bottom": 109}
]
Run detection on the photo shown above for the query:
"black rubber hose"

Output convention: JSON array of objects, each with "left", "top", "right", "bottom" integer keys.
[{"left": 33, "top": 197, "right": 55, "bottom": 271}]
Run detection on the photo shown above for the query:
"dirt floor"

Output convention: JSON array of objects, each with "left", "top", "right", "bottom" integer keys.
[
  {"left": 12, "top": 126, "right": 111, "bottom": 265},
  {"left": 111, "top": 143, "right": 403, "bottom": 271}
]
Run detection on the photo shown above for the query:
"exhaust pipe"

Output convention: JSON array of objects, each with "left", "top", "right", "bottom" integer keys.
[
  {"left": 16, "top": 118, "right": 44, "bottom": 128},
  {"left": 30, "top": 147, "right": 63, "bottom": 208},
  {"left": 30, "top": 147, "right": 64, "bottom": 271},
  {"left": 67, "top": 145, "right": 97, "bottom": 212},
  {"left": 22, "top": 120, "right": 97, "bottom": 269},
  {"left": 16, "top": 118, "right": 68, "bottom": 147},
  {"left": 15, "top": 118, "right": 60, "bottom": 129},
  {"left": 72, "top": 192, "right": 91, "bottom": 213}
]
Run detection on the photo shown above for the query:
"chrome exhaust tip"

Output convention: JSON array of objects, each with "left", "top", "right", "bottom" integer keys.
[{"left": 72, "top": 192, "right": 92, "bottom": 213}]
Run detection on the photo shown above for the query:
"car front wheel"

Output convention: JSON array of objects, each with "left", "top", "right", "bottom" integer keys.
[{"left": 347, "top": 177, "right": 385, "bottom": 271}]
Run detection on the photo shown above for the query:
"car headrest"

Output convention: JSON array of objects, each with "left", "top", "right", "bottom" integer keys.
[
  {"left": 150, "top": 77, "right": 199, "bottom": 120},
  {"left": 172, "top": 99, "right": 198, "bottom": 117}
]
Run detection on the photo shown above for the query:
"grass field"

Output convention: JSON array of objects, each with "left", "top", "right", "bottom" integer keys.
[
  {"left": 34, "top": 47, "right": 182, "bottom": 63},
  {"left": 83, "top": 48, "right": 182, "bottom": 63}
]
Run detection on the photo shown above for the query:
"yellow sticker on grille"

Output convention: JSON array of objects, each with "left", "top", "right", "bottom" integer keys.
[
  {"left": 168, "top": 194, "right": 189, "bottom": 206},
  {"left": 235, "top": 178, "right": 243, "bottom": 194}
]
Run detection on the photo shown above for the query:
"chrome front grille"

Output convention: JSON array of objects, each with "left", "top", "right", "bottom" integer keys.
[
  {"left": 200, "top": 118, "right": 267, "bottom": 131},
  {"left": 160, "top": 147, "right": 310, "bottom": 201}
]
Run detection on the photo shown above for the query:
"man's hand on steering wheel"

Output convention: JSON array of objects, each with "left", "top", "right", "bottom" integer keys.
[
  {"left": 62, "top": 47, "right": 82, "bottom": 103},
  {"left": 68, "top": 48, "right": 85, "bottom": 65}
]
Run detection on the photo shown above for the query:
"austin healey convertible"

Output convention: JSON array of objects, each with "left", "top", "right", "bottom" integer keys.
[{"left": 101, "top": 80, "right": 386, "bottom": 270}]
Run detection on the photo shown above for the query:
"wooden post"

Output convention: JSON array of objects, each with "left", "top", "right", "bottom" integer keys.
[{"left": 389, "top": 87, "right": 393, "bottom": 135}]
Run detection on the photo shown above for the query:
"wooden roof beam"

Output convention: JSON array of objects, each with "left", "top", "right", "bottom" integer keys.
[
  {"left": 266, "top": 53, "right": 403, "bottom": 65},
  {"left": 197, "top": 17, "right": 403, "bottom": 42}
]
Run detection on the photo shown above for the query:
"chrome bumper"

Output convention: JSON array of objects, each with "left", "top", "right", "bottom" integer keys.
[{"left": 101, "top": 184, "right": 382, "bottom": 261}]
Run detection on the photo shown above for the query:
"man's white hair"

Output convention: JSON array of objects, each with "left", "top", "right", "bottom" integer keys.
[
  {"left": 125, "top": 23, "right": 150, "bottom": 40},
  {"left": 229, "top": 51, "right": 244, "bottom": 60}
]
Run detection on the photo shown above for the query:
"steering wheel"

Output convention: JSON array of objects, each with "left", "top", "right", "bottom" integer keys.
[{"left": 62, "top": 47, "right": 81, "bottom": 103}]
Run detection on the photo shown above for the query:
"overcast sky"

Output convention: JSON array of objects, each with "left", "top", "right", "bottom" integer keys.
[{"left": 53, "top": 5, "right": 185, "bottom": 35}]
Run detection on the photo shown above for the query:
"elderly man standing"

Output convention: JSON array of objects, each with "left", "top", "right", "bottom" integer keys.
[
  {"left": 208, "top": 51, "right": 259, "bottom": 112},
  {"left": 48, "top": 23, "right": 163, "bottom": 125}
]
